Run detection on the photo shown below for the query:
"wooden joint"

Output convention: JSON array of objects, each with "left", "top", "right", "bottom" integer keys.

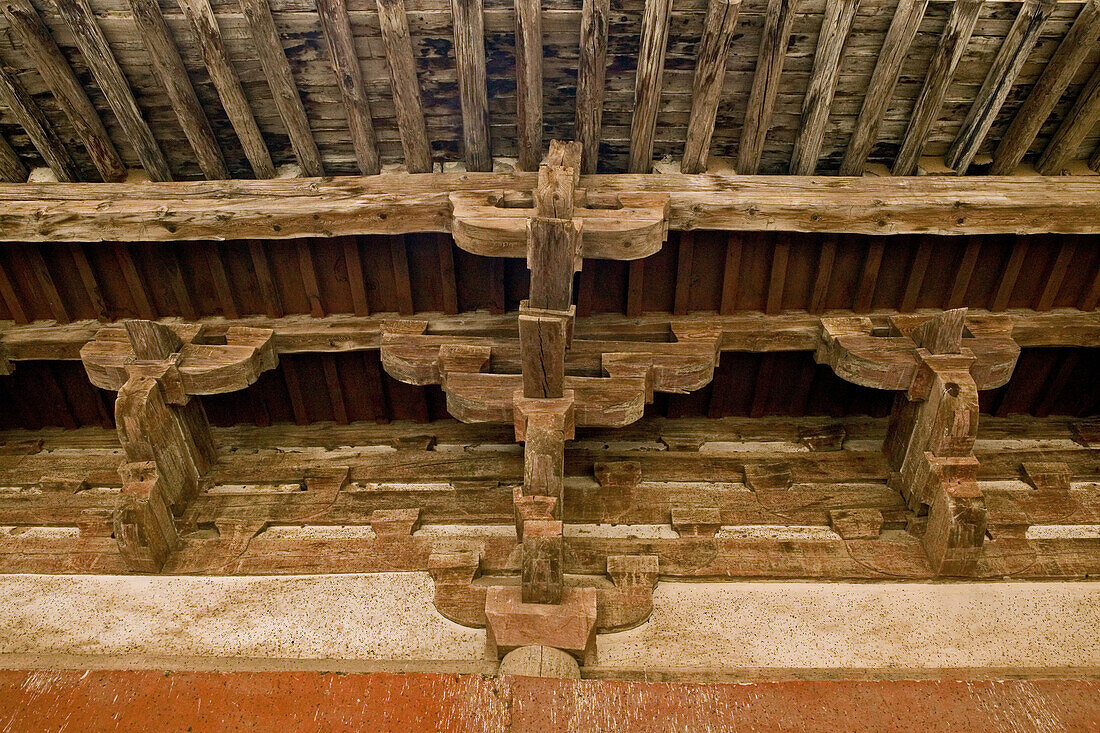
[
  {"left": 671, "top": 507, "right": 721, "bottom": 538},
  {"left": 827, "top": 508, "right": 885, "bottom": 540},
  {"left": 370, "top": 508, "right": 421, "bottom": 536},
  {"left": 485, "top": 586, "right": 597, "bottom": 662},
  {"left": 428, "top": 551, "right": 486, "bottom": 627},
  {"left": 593, "top": 461, "right": 642, "bottom": 489},
  {"left": 597, "top": 554, "right": 659, "bottom": 632},
  {"left": 743, "top": 462, "right": 793, "bottom": 491}
]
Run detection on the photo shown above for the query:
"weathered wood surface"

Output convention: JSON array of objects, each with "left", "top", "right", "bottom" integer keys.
[
  {"left": 450, "top": 0, "right": 491, "bottom": 171},
  {"left": 574, "top": 0, "right": 609, "bottom": 174},
  {"left": 0, "top": 134, "right": 25, "bottom": 183},
  {"left": 513, "top": 0, "right": 543, "bottom": 171},
  {"left": 628, "top": 0, "right": 674, "bottom": 174},
  {"left": 7, "top": 173, "right": 1100, "bottom": 241},
  {"left": 681, "top": 0, "right": 742, "bottom": 174},
  {"left": 4, "top": 309, "right": 1096, "bottom": 363},
  {"left": 175, "top": 0, "right": 276, "bottom": 179},
  {"left": 0, "top": 66, "right": 80, "bottom": 181},
  {"left": 1036, "top": 61, "right": 1100, "bottom": 175},
  {"left": 316, "top": 0, "right": 379, "bottom": 175},
  {"left": 945, "top": 0, "right": 1057, "bottom": 174},
  {"left": 1, "top": 0, "right": 125, "bottom": 182},
  {"left": 737, "top": 0, "right": 800, "bottom": 174},
  {"left": 377, "top": 0, "right": 432, "bottom": 173}
]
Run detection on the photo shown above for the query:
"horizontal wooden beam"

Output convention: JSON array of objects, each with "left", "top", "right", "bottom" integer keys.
[
  {"left": 3, "top": 309, "right": 1095, "bottom": 363},
  {"left": 4, "top": 173, "right": 1100, "bottom": 241}
]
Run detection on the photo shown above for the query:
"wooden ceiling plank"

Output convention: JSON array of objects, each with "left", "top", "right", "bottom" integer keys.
[
  {"left": 840, "top": 0, "right": 929, "bottom": 176},
  {"left": 296, "top": 241, "right": 325, "bottom": 318},
  {"left": 719, "top": 233, "right": 743, "bottom": 315},
  {"left": 247, "top": 241, "right": 283, "bottom": 318},
  {"left": 0, "top": 66, "right": 80, "bottom": 181},
  {"left": 737, "top": 0, "right": 799, "bottom": 175},
  {"left": 673, "top": 232, "right": 695, "bottom": 316},
  {"left": 900, "top": 238, "right": 933, "bottom": 313},
  {"left": 52, "top": 0, "right": 172, "bottom": 181},
  {"left": 322, "top": 354, "right": 349, "bottom": 424},
  {"left": 626, "top": 260, "right": 645, "bottom": 317},
  {"left": 175, "top": 0, "right": 275, "bottom": 179},
  {"left": 239, "top": 0, "right": 324, "bottom": 176},
  {"left": 129, "top": 0, "right": 227, "bottom": 180},
  {"left": 947, "top": 237, "right": 981, "bottom": 309},
  {"left": 280, "top": 357, "right": 310, "bottom": 425},
  {"left": 1, "top": 0, "right": 125, "bottom": 181},
  {"left": 765, "top": 240, "right": 789, "bottom": 315},
  {"left": 991, "top": 239, "right": 1028, "bottom": 312},
  {"left": 789, "top": 0, "right": 858, "bottom": 176},
  {"left": 807, "top": 236, "right": 835, "bottom": 315},
  {"left": 1037, "top": 240, "right": 1075, "bottom": 311},
  {"left": 204, "top": 243, "right": 239, "bottom": 319},
  {"left": 391, "top": 237, "right": 415, "bottom": 315},
  {"left": 854, "top": 238, "right": 884, "bottom": 313},
  {"left": 892, "top": 0, "right": 983, "bottom": 177},
  {"left": 377, "top": 0, "right": 432, "bottom": 173},
  {"left": 436, "top": 235, "right": 459, "bottom": 315},
  {"left": 317, "top": 0, "right": 380, "bottom": 175},
  {"left": 0, "top": 133, "right": 26, "bottom": 183},
  {"left": 628, "top": 0, "right": 673, "bottom": 174},
  {"left": 451, "top": 0, "right": 491, "bottom": 171},
  {"left": 113, "top": 244, "right": 155, "bottom": 319},
  {"left": 682, "top": 0, "right": 742, "bottom": 174},
  {"left": 343, "top": 237, "right": 370, "bottom": 317},
  {"left": 575, "top": 0, "right": 609, "bottom": 174},
  {"left": 513, "top": 0, "right": 543, "bottom": 171},
  {"left": 1037, "top": 62, "right": 1100, "bottom": 175},
  {"left": 70, "top": 245, "right": 108, "bottom": 321},
  {"left": 19, "top": 246, "right": 68, "bottom": 324},
  {"left": 991, "top": 0, "right": 1100, "bottom": 175},
  {"left": 946, "top": 0, "right": 1056, "bottom": 175},
  {"left": 161, "top": 249, "right": 198, "bottom": 321},
  {"left": 0, "top": 258, "right": 28, "bottom": 324}
]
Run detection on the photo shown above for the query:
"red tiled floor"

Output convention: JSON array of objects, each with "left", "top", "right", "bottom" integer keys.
[{"left": 1, "top": 670, "right": 1097, "bottom": 732}]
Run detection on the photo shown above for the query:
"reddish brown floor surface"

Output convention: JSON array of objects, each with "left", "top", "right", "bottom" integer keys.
[{"left": 1, "top": 670, "right": 1097, "bottom": 732}]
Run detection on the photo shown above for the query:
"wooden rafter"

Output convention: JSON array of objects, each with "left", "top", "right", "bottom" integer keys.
[
  {"left": 175, "top": 0, "right": 275, "bottom": 179},
  {"left": 451, "top": 0, "right": 491, "bottom": 171},
  {"left": 945, "top": 0, "right": 1056, "bottom": 174},
  {"left": 1, "top": 0, "right": 125, "bottom": 181},
  {"left": 0, "top": 66, "right": 79, "bottom": 181},
  {"left": 377, "top": 0, "right": 432, "bottom": 173},
  {"left": 628, "top": 0, "right": 673, "bottom": 174},
  {"left": 682, "top": 0, "right": 742, "bottom": 174},
  {"left": 513, "top": 0, "right": 543, "bottom": 170},
  {"left": 129, "top": 0, "right": 227, "bottom": 180},
  {"left": 575, "top": 0, "right": 609, "bottom": 174},
  {"left": 0, "top": 132, "right": 25, "bottom": 183},
  {"left": 239, "top": 0, "right": 323, "bottom": 176},
  {"left": 789, "top": 0, "right": 859, "bottom": 176},
  {"left": 1036, "top": 61, "right": 1100, "bottom": 175},
  {"left": 317, "top": 0, "right": 380, "bottom": 175},
  {"left": 52, "top": 0, "right": 172, "bottom": 181},
  {"left": 737, "top": 0, "right": 800, "bottom": 175}
]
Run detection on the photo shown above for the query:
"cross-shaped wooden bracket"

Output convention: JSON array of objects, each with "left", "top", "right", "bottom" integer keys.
[
  {"left": 80, "top": 320, "right": 277, "bottom": 571},
  {"left": 815, "top": 308, "right": 1020, "bottom": 576}
]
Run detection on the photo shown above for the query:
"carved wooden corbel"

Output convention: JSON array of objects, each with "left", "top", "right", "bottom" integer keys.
[
  {"left": 80, "top": 320, "right": 277, "bottom": 571},
  {"left": 815, "top": 308, "right": 1020, "bottom": 576}
]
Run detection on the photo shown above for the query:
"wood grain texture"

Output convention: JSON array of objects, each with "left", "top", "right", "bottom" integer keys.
[
  {"left": 129, "top": 0, "right": 226, "bottom": 180},
  {"left": 0, "top": 134, "right": 24, "bottom": 183},
  {"left": 1, "top": 0, "right": 124, "bottom": 181},
  {"left": 317, "top": 0, "right": 379, "bottom": 175},
  {"left": 789, "top": 0, "right": 859, "bottom": 175},
  {"left": 892, "top": 0, "right": 983, "bottom": 176},
  {"left": 513, "top": 0, "right": 543, "bottom": 171},
  {"left": 575, "top": 0, "right": 609, "bottom": 174},
  {"left": 991, "top": 0, "right": 1100, "bottom": 174},
  {"left": 840, "top": 0, "right": 929, "bottom": 176},
  {"left": 682, "top": 0, "right": 742, "bottom": 174},
  {"left": 0, "top": 66, "right": 79, "bottom": 181},
  {"left": 450, "top": 0, "right": 491, "bottom": 171},
  {"left": 52, "top": 0, "right": 172, "bottom": 181},
  {"left": 737, "top": 0, "right": 800, "bottom": 175},
  {"left": 176, "top": 0, "right": 275, "bottom": 178},
  {"left": 1037, "top": 62, "right": 1100, "bottom": 175},
  {"left": 377, "top": 0, "right": 432, "bottom": 173},
  {"left": 239, "top": 0, "right": 323, "bottom": 176},
  {"left": 628, "top": 0, "right": 673, "bottom": 174},
  {"left": 945, "top": 0, "right": 1056, "bottom": 175}
]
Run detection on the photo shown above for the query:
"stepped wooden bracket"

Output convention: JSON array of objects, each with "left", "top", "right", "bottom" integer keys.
[
  {"left": 79, "top": 320, "right": 277, "bottom": 572},
  {"left": 816, "top": 309, "right": 1019, "bottom": 576}
]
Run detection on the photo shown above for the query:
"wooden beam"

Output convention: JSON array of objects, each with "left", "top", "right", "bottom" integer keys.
[
  {"left": 129, "top": 0, "right": 226, "bottom": 180},
  {"left": 239, "top": 0, "right": 324, "bottom": 176},
  {"left": 737, "top": 0, "right": 799, "bottom": 175},
  {"left": 0, "top": 131, "right": 26, "bottom": 183},
  {"left": 11, "top": 173, "right": 1100, "bottom": 240},
  {"left": 176, "top": 0, "right": 275, "bottom": 178},
  {"left": 5, "top": 309, "right": 1096, "bottom": 364},
  {"left": 1, "top": 0, "right": 125, "bottom": 181},
  {"left": 377, "top": 0, "right": 432, "bottom": 173},
  {"left": 628, "top": 0, "right": 673, "bottom": 173},
  {"left": 945, "top": 0, "right": 1056, "bottom": 175},
  {"left": 0, "top": 66, "right": 80, "bottom": 181},
  {"left": 681, "top": 0, "right": 742, "bottom": 174},
  {"left": 575, "top": 0, "right": 609, "bottom": 174},
  {"left": 513, "top": 0, "right": 543, "bottom": 171},
  {"left": 991, "top": 0, "right": 1100, "bottom": 175},
  {"left": 317, "top": 0, "right": 379, "bottom": 175},
  {"left": 892, "top": 0, "right": 983, "bottom": 176},
  {"left": 52, "top": 0, "right": 172, "bottom": 181},
  {"left": 789, "top": 0, "right": 858, "bottom": 176},
  {"left": 451, "top": 0, "right": 491, "bottom": 171},
  {"left": 1037, "top": 62, "right": 1100, "bottom": 175},
  {"left": 840, "top": 0, "right": 929, "bottom": 176}
]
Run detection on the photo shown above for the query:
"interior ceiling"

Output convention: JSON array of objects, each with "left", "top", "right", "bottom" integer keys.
[{"left": 0, "top": 0, "right": 1098, "bottom": 178}]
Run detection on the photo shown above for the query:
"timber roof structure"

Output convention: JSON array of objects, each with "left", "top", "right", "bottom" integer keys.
[{"left": 0, "top": 0, "right": 1097, "bottom": 704}]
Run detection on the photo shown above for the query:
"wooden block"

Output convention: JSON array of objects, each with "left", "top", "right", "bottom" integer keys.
[
  {"left": 485, "top": 586, "right": 597, "bottom": 661},
  {"left": 498, "top": 645, "right": 580, "bottom": 679},
  {"left": 369, "top": 508, "right": 421, "bottom": 536},
  {"left": 799, "top": 424, "right": 847, "bottom": 452},
  {"left": 593, "top": 461, "right": 642, "bottom": 489},
  {"left": 522, "top": 519, "right": 563, "bottom": 604},
  {"left": 1021, "top": 462, "right": 1073, "bottom": 492},
  {"left": 827, "top": 508, "right": 884, "bottom": 540},
  {"left": 1070, "top": 418, "right": 1100, "bottom": 447},
  {"left": 743, "top": 462, "right": 793, "bottom": 491},
  {"left": 598, "top": 554, "right": 660, "bottom": 631},
  {"left": 670, "top": 507, "right": 721, "bottom": 537},
  {"left": 428, "top": 551, "right": 486, "bottom": 627},
  {"left": 923, "top": 477, "right": 986, "bottom": 577}
]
